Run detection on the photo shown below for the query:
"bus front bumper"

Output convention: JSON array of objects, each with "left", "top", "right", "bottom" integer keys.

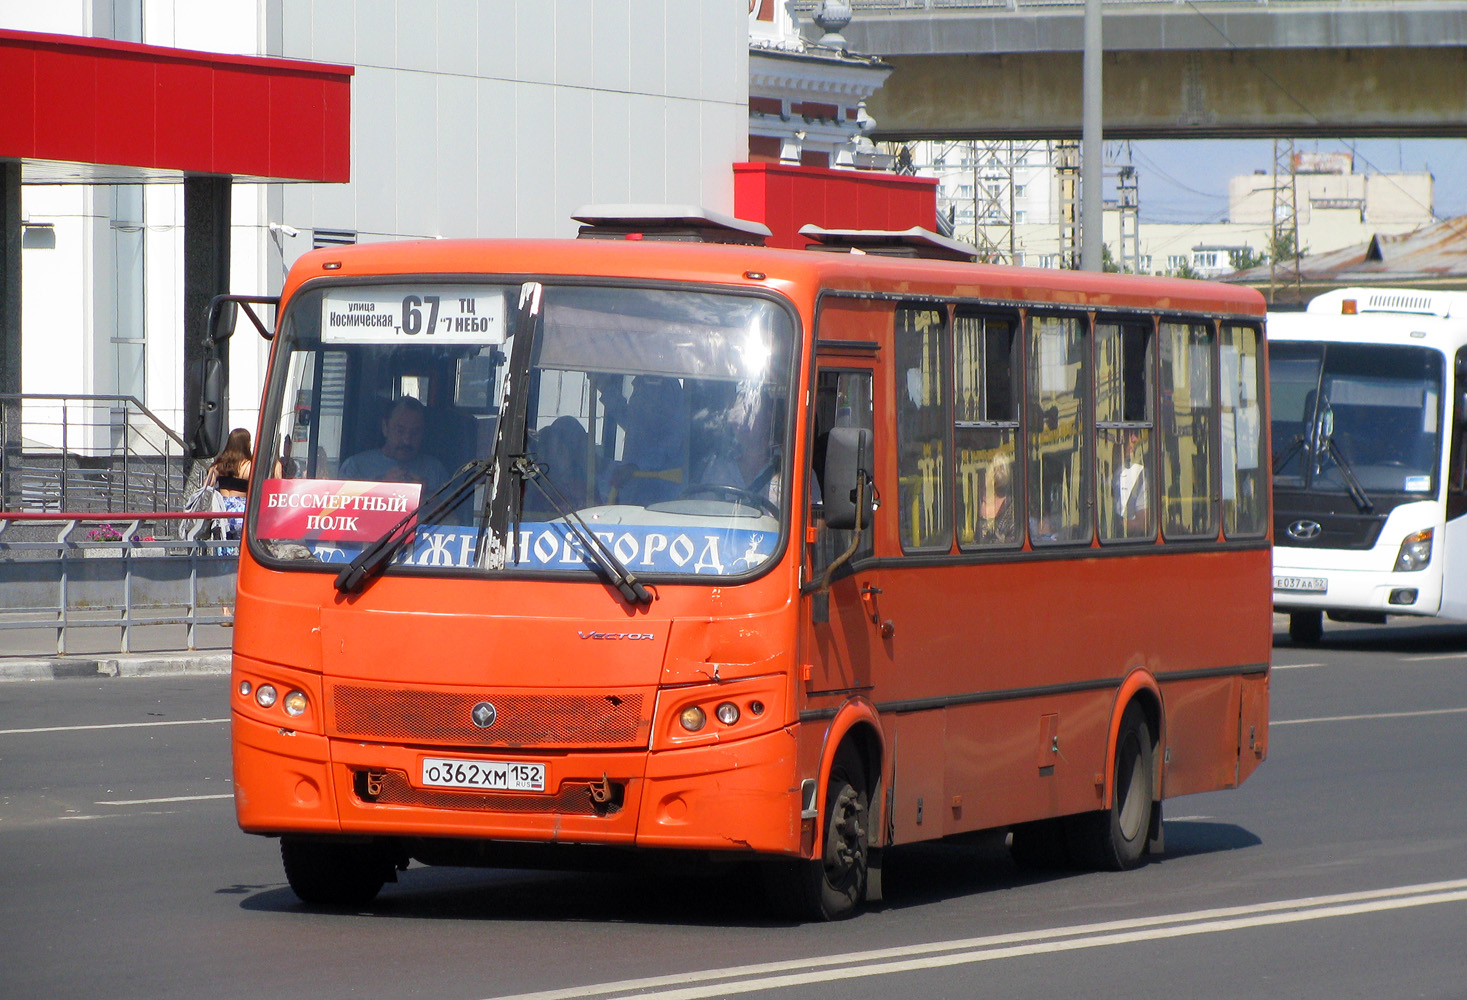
[{"left": 233, "top": 713, "right": 804, "bottom": 857}]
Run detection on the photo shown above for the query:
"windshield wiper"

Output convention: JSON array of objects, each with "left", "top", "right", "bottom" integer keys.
[
  {"left": 334, "top": 458, "right": 493, "bottom": 594},
  {"left": 513, "top": 455, "right": 652, "bottom": 605},
  {"left": 1272, "top": 434, "right": 1305, "bottom": 475},
  {"left": 1319, "top": 435, "right": 1374, "bottom": 513}
]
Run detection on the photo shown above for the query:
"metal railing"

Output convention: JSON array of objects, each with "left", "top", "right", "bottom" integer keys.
[
  {"left": 794, "top": 0, "right": 1358, "bottom": 11},
  {"left": 0, "top": 394, "right": 193, "bottom": 514},
  {"left": 0, "top": 512, "right": 237, "bottom": 654}
]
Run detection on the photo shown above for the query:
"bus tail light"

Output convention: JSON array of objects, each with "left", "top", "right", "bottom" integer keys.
[{"left": 1394, "top": 528, "right": 1433, "bottom": 572}]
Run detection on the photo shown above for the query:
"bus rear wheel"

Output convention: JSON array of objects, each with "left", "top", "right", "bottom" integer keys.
[
  {"left": 1066, "top": 702, "right": 1154, "bottom": 871},
  {"left": 1289, "top": 611, "right": 1323, "bottom": 644},
  {"left": 280, "top": 836, "right": 394, "bottom": 907}
]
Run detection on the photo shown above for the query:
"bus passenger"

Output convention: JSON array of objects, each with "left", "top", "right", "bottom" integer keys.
[
  {"left": 527, "top": 415, "right": 593, "bottom": 512},
  {"left": 599, "top": 376, "right": 688, "bottom": 504},
  {"left": 977, "top": 451, "right": 1015, "bottom": 544},
  {"left": 1115, "top": 428, "right": 1149, "bottom": 536},
  {"left": 340, "top": 396, "right": 447, "bottom": 491}
]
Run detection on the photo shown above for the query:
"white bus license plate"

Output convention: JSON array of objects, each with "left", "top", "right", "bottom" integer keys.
[
  {"left": 421, "top": 757, "right": 545, "bottom": 792},
  {"left": 1274, "top": 575, "right": 1327, "bottom": 594}
]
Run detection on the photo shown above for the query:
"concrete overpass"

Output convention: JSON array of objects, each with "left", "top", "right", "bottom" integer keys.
[{"left": 810, "top": 0, "right": 1467, "bottom": 140}]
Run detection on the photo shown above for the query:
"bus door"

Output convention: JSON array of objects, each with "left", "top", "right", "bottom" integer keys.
[
  {"left": 1440, "top": 347, "right": 1467, "bottom": 620},
  {"left": 801, "top": 365, "right": 886, "bottom": 698}
]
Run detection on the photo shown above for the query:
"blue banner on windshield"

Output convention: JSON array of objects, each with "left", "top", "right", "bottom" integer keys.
[{"left": 308, "top": 521, "right": 775, "bottom": 576}]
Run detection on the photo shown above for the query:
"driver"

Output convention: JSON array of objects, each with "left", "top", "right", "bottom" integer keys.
[
  {"left": 340, "top": 396, "right": 447, "bottom": 492},
  {"left": 693, "top": 392, "right": 780, "bottom": 505}
]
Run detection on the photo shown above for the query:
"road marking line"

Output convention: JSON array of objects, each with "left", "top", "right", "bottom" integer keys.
[
  {"left": 1274, "top": 706, "right": 1467, "bottom": 726},
  {"left": 1402, "top": 652, "right": 1467, "bottom": 661},
  {"left": 95, "top": 793, "right": 233, "bottom": 806},
  {"left": 0, "top": 718, "right": 227, "bottom": 735},
  {"left": 480, "top": 880, "right": 1467, "bottom": 1000},
  {"left": 1271, "top": 662, "right": 1325, "bottom": 670}
]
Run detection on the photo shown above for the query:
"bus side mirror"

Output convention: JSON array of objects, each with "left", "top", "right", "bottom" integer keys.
[
  {"left": 196, "top": 357, "right": 226, "bottom": 459},
  {"left": 208, "top": 297, "right": 239, "bottom": 344},
  {"left": 823, "top": 426, "right": 871, "bottom": 531}
]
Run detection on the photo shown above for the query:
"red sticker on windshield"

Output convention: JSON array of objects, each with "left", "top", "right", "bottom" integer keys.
[{"left": 256, "top": 479, "right": 422, "bottom": 542}]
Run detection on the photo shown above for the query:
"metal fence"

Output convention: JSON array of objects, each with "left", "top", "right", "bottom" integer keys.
[
  {"left": 794, "top": 0, "right": 1345, "bottom": 10},
  {"left": 0, "top": 394, "right": 193, "bottom": 514},
  {"left": 0, "top": 512, "right": 238, "bottom": 654}
]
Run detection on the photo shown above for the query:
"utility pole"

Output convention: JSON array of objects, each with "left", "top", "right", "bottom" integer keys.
[
  {"left": 1056, "top": 140, "right": 1081, "bottom": 269},
  {"left": 1115, "top": 142, "right": 1140, "bottom": 274},
  {"left": 1269, "top": 139, "right": 1303, "bottom": 305}
]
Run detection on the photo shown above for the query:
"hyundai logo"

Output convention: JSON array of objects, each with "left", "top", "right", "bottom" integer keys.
[
  {"left": 470, "top": 702, "right": 498, "bottom": 728},
  {"left": 1287, "top": 519, "right": 1324, "bottom": 541}
]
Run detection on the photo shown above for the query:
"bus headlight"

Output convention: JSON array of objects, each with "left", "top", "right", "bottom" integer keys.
[
  {"left": 1394, "top": 528, "right": 1433, "bottom": 572},
  {"left": 679, "top": 706, "right": 707, "bottom": 732},
  {"left": 282, "top": 690, "right": 309, "bottom": 717},
  {"left": 255, "top": 684, "right": 278, "bottom": 708}
]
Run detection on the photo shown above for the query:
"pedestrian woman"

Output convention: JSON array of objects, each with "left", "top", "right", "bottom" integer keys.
[{"left": 206, "top": 427, "right": 254, "bottom": 544}]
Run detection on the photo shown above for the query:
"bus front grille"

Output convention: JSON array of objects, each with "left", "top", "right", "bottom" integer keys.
[{"left": 330, "top": 684, "right": 651, "bottom": 749}]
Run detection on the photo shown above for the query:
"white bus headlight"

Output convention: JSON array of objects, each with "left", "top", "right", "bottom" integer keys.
[{"left": 1394, "top": 528, "right": 1433, "bottom": 572}]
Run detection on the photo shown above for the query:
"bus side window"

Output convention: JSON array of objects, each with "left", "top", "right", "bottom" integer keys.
[
  {"left": 955, "top": 312, "right": 1021, "bottom": 549},
  {"left": 895, "top": 304, "right": 953, "bottom": 552},
  {"left": 1027, "top": 313, "right": 1091, "bottom": 545},
  {"left": 1159, "top": 320, "right": 1218, "bottom": 539},
  {"left": 1096, "top": 319, "right": 1155, "bottom": 543},
  {"left": 1221, "top": 323, "right": 1267, "bottom": 536}
]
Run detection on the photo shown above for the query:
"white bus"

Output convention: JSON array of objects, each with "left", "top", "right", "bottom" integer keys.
[{"left": 1270, "top": 287, "right": 1467, "bottom": 643}]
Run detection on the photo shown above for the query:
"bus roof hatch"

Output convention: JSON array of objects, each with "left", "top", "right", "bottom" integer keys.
[
  {"left": 798, "top": 224, "right": 979, "bottom": 263},
  {"left": 571, "top": 204, "right": 771, "bottom": 245}
]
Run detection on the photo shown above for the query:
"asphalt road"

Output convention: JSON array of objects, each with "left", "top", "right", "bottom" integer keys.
[{"left": 2, "top": 617, "right": 1466, "bottom": 1000}]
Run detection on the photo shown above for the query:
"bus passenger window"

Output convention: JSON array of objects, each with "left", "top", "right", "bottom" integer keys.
[
  {"left": 1096, "top": 321, "right": 1155, "bottom": 542},
  {"left": 1160, "top": 321, "right": 1218, "bottom": 539},
  {"left": 896, "top": 305, "right": 952, "bottom": 552},
  {"left": 1027, "top": 314, "right": 1090, "bottom": 545},
  {"left": 1221, "top": 324, "right": 1267, "bottom": 536},
  {"left": 954, "top": 313, "right": 1020, "bottom": 549}
]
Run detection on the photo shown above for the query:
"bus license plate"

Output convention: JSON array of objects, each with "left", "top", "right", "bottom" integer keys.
[
  {"left": 421, "top": 757, "right": 545, "bottom": 792},
  {"left": 1274, "top": 575, "right": 1327, "bottom": 593}
]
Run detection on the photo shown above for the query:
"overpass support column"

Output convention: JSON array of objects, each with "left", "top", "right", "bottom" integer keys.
[
  {"left": 183, "top": 176, "right": 231, "bottom": 460},
  {"left": 2, "top": 162, "right": 21, "bottom": 509},
  {"left": 1081, "top": 0, "right": 1102, "bottom": 272}
]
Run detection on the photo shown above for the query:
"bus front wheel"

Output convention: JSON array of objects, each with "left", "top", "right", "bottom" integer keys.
[
  {"left": 766, "top": 745, "right": 871, "bottom": 921},
  {"left": 1066, "top": 702, "right": 1154, "bottom": 871},
  {"left": 1289, "top": 611, "right": 1324, "bottom": 644},
  {"left": 280, "top": 836, "right": 394, "bottom": 907}
]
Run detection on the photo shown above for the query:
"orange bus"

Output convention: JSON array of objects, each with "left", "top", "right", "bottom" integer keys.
[{"left": 218, "top": 213, "right": 1271, "bottom": 919}]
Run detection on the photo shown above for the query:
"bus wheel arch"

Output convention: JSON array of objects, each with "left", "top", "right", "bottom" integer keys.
[
  {"left": 1068, "top": 696, "right": 1158, "bottom": 871},
  {"left": 770, "top": 704, "right": 883, "bottom": 920}
]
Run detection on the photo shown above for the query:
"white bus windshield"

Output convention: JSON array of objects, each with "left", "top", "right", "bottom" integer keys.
[
  {"left": 254, "top": 281, "right": 795, "bottom": 581},
  {"left": 1271, "top": 341, "right": 1443, "bottom": 498}
]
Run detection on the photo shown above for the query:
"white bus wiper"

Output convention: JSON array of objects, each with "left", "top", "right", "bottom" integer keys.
[
  {"left": 512, "top": 455, "right": 652, "bottom": 605},
  {"left": 334, "top": 458, "right": 493, "bottom": 594}
]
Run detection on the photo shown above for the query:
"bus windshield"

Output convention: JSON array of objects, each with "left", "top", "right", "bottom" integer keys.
[
  {"left": 254, "top": 281, "right": 795, "bottom": 580},
  {"left": 1270, "top": 341, "right": 1443, "bottom": 498}
]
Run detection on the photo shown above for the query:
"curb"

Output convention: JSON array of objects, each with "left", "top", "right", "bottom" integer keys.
[{"left": 0, "top": 651, "right": 231, "bottom": 683}]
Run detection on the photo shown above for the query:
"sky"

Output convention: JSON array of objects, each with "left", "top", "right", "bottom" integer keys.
[{"left": 1126, "top": 137, "right": 1467, "bottom": 226}]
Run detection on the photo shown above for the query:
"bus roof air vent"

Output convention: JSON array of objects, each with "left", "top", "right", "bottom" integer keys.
[
  {"left": 571, "top": 205, "right": 771, "bottom": 246},
  {"left": 1361, "top": 291, "right": 1447, "bottom": 317},
  {"left": 798, "top": 225, "right": 980, "bottom": 262}
]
